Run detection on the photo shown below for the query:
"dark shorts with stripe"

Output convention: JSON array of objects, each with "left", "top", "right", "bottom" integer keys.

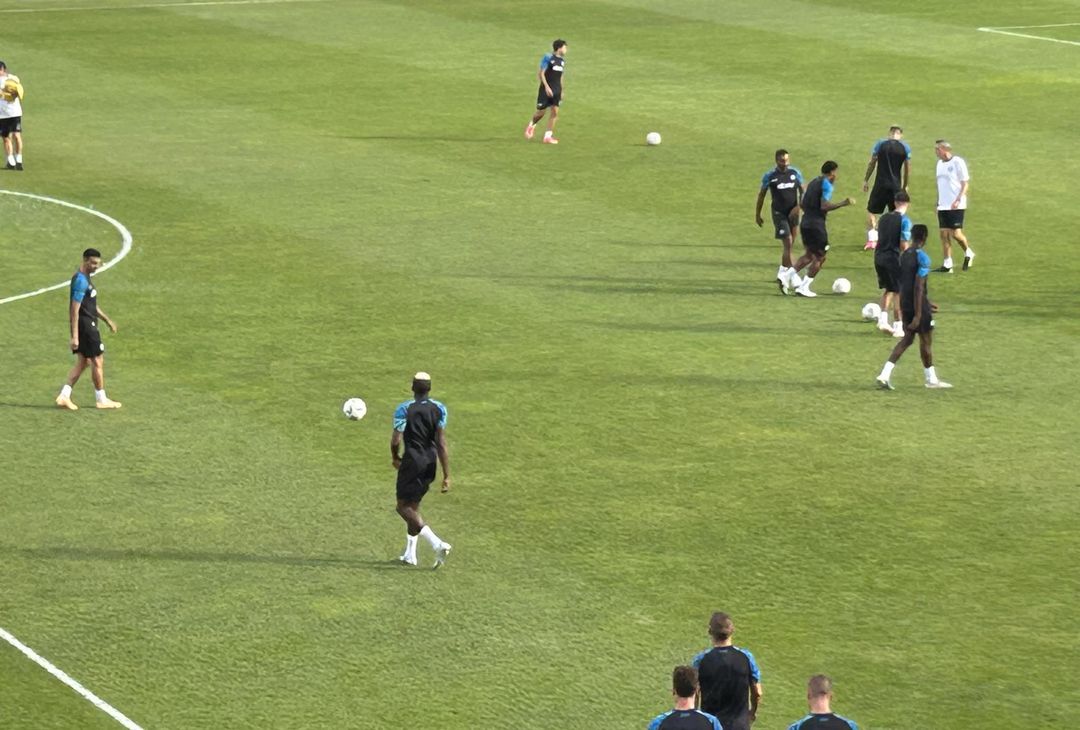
[
  {"left": 772, "top": 208, "right": 798, "bottom": 240},
  {"left": 74, "top": 322, "right": 104, "bottom": 358},
  {"left": 536, "top": 86, "right": 562, "bottom": 109},
  {"left": 902, "top": 308, "right": 934, "bottom": 334},
  {"left": 937, "top": 209, "right": 965, "bottom": 229},
  {"left": 396, "top": 458, "right": 436, "bottom": 503},
  {"left": 867, "top": 184, "right": 899, "bottom": 215},
  {"left": 0, "top": 116, "right": 21, "bottom": 137},
  {"left": 800, "top": 222, "right": 829, "bottom": 253}
]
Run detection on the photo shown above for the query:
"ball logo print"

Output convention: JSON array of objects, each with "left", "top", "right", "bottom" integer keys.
[{"left": 342, "top": 398, "right": 367, "bottom": 420}]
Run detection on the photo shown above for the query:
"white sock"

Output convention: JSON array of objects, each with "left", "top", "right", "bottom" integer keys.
[
  {"left": 6, "top": 155, "right": 13, "bottom": 166},
  {"left": 419, "top": 525, "right": 443, "bottom": 550},
  {"left": 404, "top": 534, "right": 418, "bottom": 560},
  {"left": 801, "top": 276, "right": 814, "bottom": 290},
  {"left": 778, "top": 265, "right": 788, "bottom": 278},
  {"left": 527, "top": 120, "right": 535, "bottom": 128},
  {"left": 925, "top": 366, "right": 938, "bottom": 384},
  {"left": 543, "top": 130, "right": 553, "bottom": 139},
  {"left": 879, "top": 361, "right": 895, "bottom": 380},
  {"left": 965, "top": 249, "right": 975, "bottom": 259},
  {"left": 14, "top": 153, "right": 21, "bottom": 163},
  {"left": 877, "top": 311, "right": 888, "bottom": 327},
  {"left": 95, "top": 389, "right": 107, "bottom": 403},
  {"left": 943, "top": 257, "right": 954, "bottom": 269},
  {"left": 60, "top": 384, "right": 72, "bottom": 399}
]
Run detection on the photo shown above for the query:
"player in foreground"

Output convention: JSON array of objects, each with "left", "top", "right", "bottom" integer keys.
[
  {"left": 524, "top": 39, "right": 567, "bottom": 144},
  {"left": 786, "top": 675, "right": 859, "bottom": 730},
  {"left": 873, "top": 190, "right": 913, "bottom": 336},
  {"left": 647, "top": 666, "right": 722, "bottom": 730},
  {"left": 934, "top": 140, "right": 974, "bottom": 272},
  {"left": 392, "top": 372, "right": 453, "bottom": 568},
  {"left": 693, "top": 611, "right": 762, "bottom": 730},
  {"left": 862, "top": 125, "right": 910, "bottom": 250},
  {"left": 56, "top": 248, "right": 122, "bottom": 410},
  {"left": 0, "top": 60, "right": 25, "bottom": 170},
  {"left": 755, "top": 149, "right": 804, "bottom": 294},
  {"left": 875, "top": 225, "right": 952, "bottom": 390},
  {"left": 789, "top": 161, "right": 855, "bottom": 297}
]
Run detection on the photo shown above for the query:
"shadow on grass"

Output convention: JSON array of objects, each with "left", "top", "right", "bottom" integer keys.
[
  {"left": 3, "top": 545, "right": 418, "bottom": 571},
  {"left": 0, "top": 402, "right": 60, "bottom": 410},
  {"left": 333, "top": 134, "right": 514, "bottom": 144}
]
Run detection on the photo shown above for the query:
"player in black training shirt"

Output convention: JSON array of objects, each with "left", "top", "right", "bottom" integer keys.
[
  {"left": 55, "top": 248, "right": 122, "bottom": 411},
  {"left": 788, "top": 161, "right": 855, "bottom": 297},
  {"left": 786, "top": 675, "right": 858, "bottom": 730},
  {"left": 524, "top": 39, "right": 567, "bottom": 144},
  {"left": 391, "top": 372, "right": 453, "bottom": 568},
  {"left": 692, "top": 612, "right": 762, "bottom": 730},
  {"left": 862, "top": 126, "right": 911, "bottom": 250},
  {"left": 755, "top": 149, "right": 804, "bottom": 294},
  {"left": 647, "top": 666, "right": 723, "bottom": 730},
  {"left": 873, "top": 190, "right": 913, "bottom": 336}
]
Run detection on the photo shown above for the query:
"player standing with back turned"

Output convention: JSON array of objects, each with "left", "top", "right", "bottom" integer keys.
[{"left": 525, "top": 39, "right": 567, "bottom": 145}]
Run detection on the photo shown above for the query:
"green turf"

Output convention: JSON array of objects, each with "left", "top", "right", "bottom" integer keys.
[{"left": 1, "top": 0, "right": 1078, "bottom": 727}]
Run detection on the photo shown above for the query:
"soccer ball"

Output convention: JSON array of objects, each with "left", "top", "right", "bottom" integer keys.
[
  {"left": 832, "top": 278, "right": 852, "bottom": 294},
  {"left": 861, "top": 302, "right": 882, "bottom": 321},
  {"left": 342, "top": 398, "right": 367, "bottom": 421},
  {"left": 646, "top": 132, "right": 662, "bottom": 146}
]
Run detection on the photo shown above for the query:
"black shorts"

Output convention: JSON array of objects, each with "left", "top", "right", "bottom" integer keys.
[
  {"left": 0, "top": 116, "right": 21, "bottom": 137},
  {"left": 74, "top": 323, "right": 104, "bottom": 358},
  {"left": 536, "top": 87, "right": 561, "bottom": 109},
  {"left": 937, "top": 209, "right": 965, "bottom": 229},
  {"left": 714, "top": 716, "right": 750, "bottom": 730},
  {"left": 771, "top": 208, "right": 798, "bottom": 240},
  {"left": 800, "top": 223, "right": 829, "bottom": 253},
  {"left": 867, "top": 185, "right": 899, "bottom": 215},
  {"left": 875, "top": 258, "right": 901, "bottom": 293},
  {"left": 901, "top": 308, "right": 934, "bottom": 334},
  {"left": 396, "top": 459, "right": 436, "bottom": 503}
]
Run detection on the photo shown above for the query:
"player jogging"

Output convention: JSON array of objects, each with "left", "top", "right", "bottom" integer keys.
[
  {"left": 524, "top": 39, "right": 567, "bottom": 145},
  {"left": 862, "top": 126, "right": 910, "bottom": 250},
  {"left": 392, "top": 372, "right": 453, "bottom": 568},
  {"left": 693, "top": 611, "right": 762, "bottom": 730},
  {"left": 875, "top": 224, "right": 952, "bottom": 390},
  {"left": 789, "top": 160, "right": 855, "bottom": 297},
  {"left": 0, "top": 60, "right": 25, "bottom": 171},
  {"left": 873, "top": 190, "right": 913, "bottom": 337},
  {"left": 934, "top": 140, "right": 975, "bottom": 272},
  {"left": 55, "top": 248, "right": 122, "bottom": 410},
  {"left": 756, "top": 149, "right": 804, "bottom": 294}
]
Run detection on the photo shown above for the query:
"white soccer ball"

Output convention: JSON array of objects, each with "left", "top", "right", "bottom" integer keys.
[
  {"left": 861, "top": 302, "right": 882, "bottom": 321},
  {"left": 832, "top": 277, "right": 852, "bottom": 295},
  {"left": 342, "top": 397, "right": 367, "bottom": 421},
  {"left": 646, "top": 132, "right": 662, "bottom": 146}
]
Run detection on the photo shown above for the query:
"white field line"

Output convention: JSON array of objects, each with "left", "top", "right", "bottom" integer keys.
[
  {"left": 0, "top": 626, "right": 145, "bottom": 729},
  {"left": 0, "top": 0, "right": 330, "bottom": 13},
  {"left": 0, "top": 190, "right": 133, "bottom": 305},
  {"left": 977, "top": 24, "right": 1080, "bottom": 46}
]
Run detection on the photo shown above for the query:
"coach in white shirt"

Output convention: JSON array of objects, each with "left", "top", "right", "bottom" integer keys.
[{"left": 935, "top": 140, "right": 974, "bottom": 272}]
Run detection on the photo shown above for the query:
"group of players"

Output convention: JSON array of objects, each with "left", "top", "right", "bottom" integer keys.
[{"left": 757, "top": 127, "right": 975, "bottom": 389}]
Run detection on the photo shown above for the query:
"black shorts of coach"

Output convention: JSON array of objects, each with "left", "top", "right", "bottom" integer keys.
[
  {"left": 901, "top": 308, "right": 934, "bottom": 334},
  {"left": 800, "top": 223, "right": 829, "bottom": 254},
  {"left": 772, "top": 208, "right": 798, "bottom": 240},
  {"left": 536, "top": 86, "right": 561, "bottom": 110},
  {"left": 937, "top": 209, "right": 965, "bottom": 229},
  {"left": 875, "top": 258, "right": 901, "bottom": 293},
  {"left": 396, "top": 459, "right": 437, "bottom": 503},
  {"left": 866, "top": 185, "right": 899, "bottom": 215},
  {"left": 0, "top": 116, "right": 21, "bottom": 138},
  {"left": 73, "top": 323, "right": 105, "bottom": 358}
]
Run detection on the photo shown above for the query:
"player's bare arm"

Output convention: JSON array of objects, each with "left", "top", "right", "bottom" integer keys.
[
  {"left": 953, "top": 179, "right": 969, "bottom": 209},
  {"left": 750, "top": 681, "right": 763, "bottom": 722},
  {"left": 754, "top": 188, "right": 767, "bottom": 226},
  {"left": 902, "top": 158, "right": 910, "bottom": 191},
  {"left": 390, "top": 430, "right": 402, "bottom": 469},
  {"left": 436, "top": 427, "right": 451, "bottom": 492},
  {"left": 96, "top": 306, "right": 117, "bottom": 333},
  {"left": 68, "top": 299, "right": 80, "bottom": 349},
  {"left": 908, "top": 276, "right": 926, "bottom": 331},
  {"left": 862, "top": 156, "right": 877, "bottom": 192},
  {"left": 822, "top": 197, "right": 855, "bottom": 213}
]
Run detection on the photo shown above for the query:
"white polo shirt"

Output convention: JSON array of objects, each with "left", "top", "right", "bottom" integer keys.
[{"left": 936, "top": 154, "right": 969, "bottom": 210}]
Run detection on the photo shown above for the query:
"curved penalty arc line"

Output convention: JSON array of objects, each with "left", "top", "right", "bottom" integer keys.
[{"left": 0, "top": 190, "right": 133, "bottom": 305}]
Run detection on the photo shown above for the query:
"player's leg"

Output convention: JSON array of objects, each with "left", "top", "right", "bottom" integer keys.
[
  {"left": 938, "top": 226, "right": 954, "bottom": 272},
  {"left": 542, "top": 104, "right": 559, "bottom": 144},
  {"left": 865, "top": 210, "right": 878, "bottom": 250},
  {"left": 919, "top": 331, "right": 952, "bottom": 388},
  {"left": 526, "top": 106, "right": 546, "bottom": 139},
  {"left": 12, "top": 130, "right": 22, "bottom": 169},
  {"left": 877, "top": 329, "right": 915, "bottom": 389},
  {"left": 56, "top": 355, "right": 89, "bottom": 409},
  {"left": 1, "top": 131, "right": 12, "bottom": 169},
  {"left": 89, "top": 355, "right": 121, "bottom": 409},
  {"left": 953, "top": 226, "right": 975, "bottom": 270},
  {"left": 396, "top": 497, "right": 423, "bottom": 565}
]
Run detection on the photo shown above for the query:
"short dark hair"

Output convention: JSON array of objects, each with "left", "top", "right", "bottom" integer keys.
[
  {"left": 912, "top": 224, "right": 929, "bottom": 244},
  {"left": 0, "top": 61, "right": 6, "bottom": 71},
  {"left": 412, "top": 378, "right": 431, "bottom": 397},
  {"left": 83, "top": 248, "right": 102, "bottom": 259},
  {"left": 821, "top": 160, "right": 838, "bottom": 175},
  {"left": 672, "top": 666, "right": 698, "bottom": 699},
  {"left": 889, "top": 125, "right": 903, "bottom": 134},
  {"left": 708, "top": 611, "right": 734, "bottom": 641},
  {"left": 553, "top": 39, "right": 567, "bottom": 52},
  {"left": 775, "top": 148, "right": 789, "bottom": 160},
  {"left": 894, "top": 190, "right": 910, "bottom": 204},
  {"left": 808, "top": 674, "right": 833, "bottom": 697}
]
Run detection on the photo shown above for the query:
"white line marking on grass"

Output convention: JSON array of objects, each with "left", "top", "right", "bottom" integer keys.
[
  {"left": 0, "top": 190, "right": 133, "bottom": 306},
  {"left": 977, "top": 25, "right": 1080, "bottom": 46},
  {"left": 0, "top": 626, "right": 145, "bottom": 729},
  {"left": 0, "top": 0, "right": 330, "bottom": 13}
]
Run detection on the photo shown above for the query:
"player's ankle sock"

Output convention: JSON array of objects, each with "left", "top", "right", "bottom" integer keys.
[
  {"left": 543, "top": 130, "right": 553, "bottom": 139},
  {"left": 777, "top": 265, "right": 787, "bottom": 278},
  {"left": 877, "top": 311, "right": 889, "bottom": 327},
  {"left": 14, "top": 154, "right": 21, "bottom": 163},
  {"left": 95, "top": 389, "right": 107, "bottom": 403},
  {"left": 419, "top": 525, "right": 443, "bottom": 550},
  {"left": 925, "top": 366, "right": 938, "bottom": 383},
  {"left": 5, "top": 155, "right": 13, "bottom": 166},
  {"left": 60, "top": 384, "right": 72, "bottom": 399},
  {"left": 527, "top": 121, "right": 536, "bottom": 129},
  {"left": 964, "top": 249, "right": 974, "bottom": 258},
  {"left": 943, "top": 257, "right": 954, "bottom": 269},
  {"left": 801, "top": 276, "right": 814, "bottom": 289},
  {"left": 880, "top": 361, "right": 895, "bottom": 380},
  {"left": 405, "top": 534, "right": 418, "bottom": 560}
]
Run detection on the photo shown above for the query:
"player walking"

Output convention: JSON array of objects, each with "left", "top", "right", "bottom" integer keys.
[
  {"left": 862, "top": 126, "right": 910, "bottom": 250},
  {"left": 756, "top": 149, "right": 804, "bottom": 294},
  {"left": 55, "top": 248, "right": 122, "bottom": 410},
  {"left": 873, "top": 191, "right": 913, "bottom": 336},
  {"left": 392, "top": 372, "right": 453, "bottom": 568},
  {"left": 525, "top": 39, "right": 567, "bottom": 145},
  {"left": 0, "top": 60, "right": 25, "bottom": 170},
  {"left": 789, "top": 161, "right": 855, "bottom": 297},
  {"left": 934, "top": 140, "right": 975, "bottom": 272}
]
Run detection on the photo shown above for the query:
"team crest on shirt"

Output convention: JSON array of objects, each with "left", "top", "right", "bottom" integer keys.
[
  {"left": 90, "top": 288, "right": 97, "bottom": 297},
  {"left": 790, "top": 174, "right": 796, "bottom": 181}
]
